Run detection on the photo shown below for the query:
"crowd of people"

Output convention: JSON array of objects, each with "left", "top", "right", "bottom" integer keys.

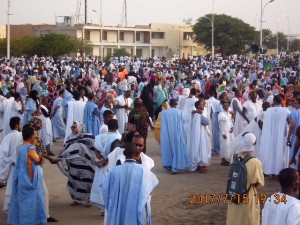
[{"left": 0, "top": 53, "right": 300, "bottom": 224}]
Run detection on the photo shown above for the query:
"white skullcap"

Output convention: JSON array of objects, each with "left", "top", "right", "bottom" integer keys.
[
  {"left": 241, "top": 132, "right": 256, "bottom": 152},
  {"left": 182, "top": 88, "right": 190, "bottom": 96}
]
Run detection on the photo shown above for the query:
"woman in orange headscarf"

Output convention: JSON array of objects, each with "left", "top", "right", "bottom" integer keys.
[{"left": 153, "top": 102, "right": 170, "bottom": 144}]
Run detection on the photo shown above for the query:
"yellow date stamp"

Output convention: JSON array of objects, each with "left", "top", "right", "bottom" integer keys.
[{"left": 188, "top": 193, "right": 287, "bottom": 205}]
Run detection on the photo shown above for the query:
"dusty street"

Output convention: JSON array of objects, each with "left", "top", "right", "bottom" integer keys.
[{"left": 0, "top": 132, "right": 279, "bottom": 225}]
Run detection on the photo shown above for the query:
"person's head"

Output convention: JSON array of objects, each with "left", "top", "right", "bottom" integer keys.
[
  {"left": 27, "top": 117, "right": 43, "bottom": 131},
  {"left": 123, "top": 142, "right": 139, "bottom": 160},
  {"left": 88, "top": 92, "right": 95, "bottom": 101},
  {"left": 190, "top": 88, "right": 197, "bottom": 96},
  {"left": 234, "top": 90, "right": 242, "bottom": 98},
  {"left": 259, "top": 101, "right": 269, "bottom": 112},
  {"left": 29, "top": 90, "right": 39, "bottom": 100},
  {"left": 73, "top": 91, "right": 80, "bottom": 100},
  {"left": 71, "top": 121, "right": 85, "bottom": 135},
  {"left": 273, "top": 95, "right": 282, "bottom": 106},
  {"left": 278, "top": 168, "right": 299, "bottom": 197},
  {"left": 59, "top": 89, "right": 66, "bottom": 98},
  {"left": 208, "top": 87, "right": 216, "bottom": 98},
  {"left": 124, "top": 90, "right": 132, "bottom": 98},
  {"left": 249, "top": 91, "right": 257, "bottom": 102},
  {"left": 222, "top": 101, "right": 230, "bottom": 111},
  {"left": 22, "top": 124, "right": 37, "bottom": 144},
  {"left": 107, "top": 119, "right": 118, "bottom": 131},
  {"left": 13, "top": 92, "right": 21, "bottom": 101},
  {"left": 103, "top": 110, "right": 114, "bottom": 125},
  {"left": 134, "top": 98, "right": 143, "bottom": 107},
  {"left": 195, "top": 98, "right": 205, "bottom": 111},
  {"left": 240, "top": 132, "right": 256, "bottom": 153},
  {"left": 219, "top": 92, "right": 228, "bottom": 103},
  {"left": 10, "top": 116, "right": 21, "bottom": 131},
  {"left": 169, "top": 98, "right": 178, "bottom": 108},
  {"left": 79, "top": 89, "right": 85, "bottom": 97},
  {"left": 132, "top": 134, "right": 145, "bottom": 154},
  {"left": 105, "top": 94, "right": 114, "bottom": 105}
]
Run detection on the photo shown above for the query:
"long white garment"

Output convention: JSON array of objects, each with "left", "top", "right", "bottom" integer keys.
[
  {"left": 114, "top": 95, "right": 132, "bottom": 134},
  {"left": 218, "top": 110, "right": 234, "bottom": 159},
  {"left": 0, "top": 130, "right": 23, "bottom": 212},
  {"left": 205, "top": 97, "right": 220, "bottom": 146},
  {"left": 229, "top": 112, "right": 264, "bottom": 160},
  {"left": 1, "top": 97, "right": 15, "bottom": 140},
  {"left": 260, "top": 107, "right": 290, "bottom": 175},
  {"left": 262, "top": 192, "right": 300, "bottom": 225},
  {"left": 39, "top": 105, "right": 53, "bottom": 147},
  {"left": 189, "top": 110, "right": 212, "bottom": 171},
  {"left": 230, "top": 98, "right": 244, "bottom": 137},
  {"left": 242, "top": 100, "right": 262, "bottom": 124},
  {"left": 90, "top": 132, "right": 121, "bottom": 208},
  {"left": 182, "top": 96, "right": 198, "bottom": 150},
  {"left": 64, "top": 101, "right": 86, "bottom": 143}
]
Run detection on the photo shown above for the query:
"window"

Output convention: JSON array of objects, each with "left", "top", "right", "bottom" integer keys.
[
  {"left": 84, "top": 30, "right": 90, "bottom": 40},
  {"left": 103, "top": 31, "right": 107, "bottom": 40},
  {"left": 151, "top": 32, "right": 165, "bottom": 39},
  {"left": 120, "top": 32, "right": 124, "bottom": 41},
  {"left": 183, "top": 32, "right": 194, "bottom": 40},
  {"left": 136, "top": 32, "right": 140, "bottom": 41},
  {"left": 107, "top": 48, "right": 112, "bottom": 56}
]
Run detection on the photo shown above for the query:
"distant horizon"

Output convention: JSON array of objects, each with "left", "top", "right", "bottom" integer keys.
[{"left": 0, "top": 0, "right": 299, "bottom": 34}]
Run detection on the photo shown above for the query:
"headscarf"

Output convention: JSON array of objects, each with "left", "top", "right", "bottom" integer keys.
[
  {"left": 74, "top": 121, "right": 85, "bottom": 133},
  {"left": 27, "top": 117, "right": 43, "bottom": 130}
]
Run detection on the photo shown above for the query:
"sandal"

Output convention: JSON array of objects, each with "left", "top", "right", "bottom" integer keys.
[{"left": 70, "top": 201, "right": 81, "bottom": 206}]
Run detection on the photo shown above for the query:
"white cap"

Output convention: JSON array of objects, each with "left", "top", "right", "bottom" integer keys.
[
  {"left": 241, "top": 133, "right": 256, "bottom": 152},
  {"left": 267, "top": 95, "right": 274, "bottom": 105}
]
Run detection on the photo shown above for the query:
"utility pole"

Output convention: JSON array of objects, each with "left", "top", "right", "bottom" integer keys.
[
  {"left": 85, "top": 0, "right": 87, "bottom": 24},
  {"left": 124, "top": 0, "right": 128, "bottom": 27},
  {"left": 7, "top": 0, "right": 11, "bottom": 60}
]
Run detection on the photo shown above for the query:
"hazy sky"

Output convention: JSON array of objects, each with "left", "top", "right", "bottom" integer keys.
[{"left": 0, "top": 0, "right": 299, "bottom": 35}]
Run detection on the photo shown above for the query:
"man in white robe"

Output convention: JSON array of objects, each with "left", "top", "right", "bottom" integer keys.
[
  {"left": 260, "top": 95, "right": 290, "bottom": 176},
  {"left": 205, "top": 88, "right": 220, "bottom": 149},
  {"left": 230, "top": 90, "right": 244, "bottom": 137},
  {"left": 218, "top": 101, "right": 234, "bottom": 166},
  {"left": 64, "top": 97, "right": 86, "bottom": 143},
  {"left": 90, "top": 119, "right": 122, "bottom": 210},
  {"left": 0, "top": 96, "right": 15, "bottom": 140},
  {"left": 241, "top": 91, "right": 262, "bottom": 125},
  {"left": 114, "top": 90, "right": 132, "bottom": 134},
  {"left": 262, "top": 168, "right": 300, "bottom": 225},
  {"left": 0, "top": 117, "right": 23, "bottom": 212},
  {"left": 177, "top": 88, "right": 190, "bottom": 111},
  {"left": 182, "top": 88, "right": 198, "bottom": 151},
  {"left": 190, "top": 99, "right": 211, "bottom": 173}
]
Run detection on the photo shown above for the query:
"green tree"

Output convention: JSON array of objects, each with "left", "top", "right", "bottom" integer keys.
[
  {"left": 74, "top": 38, "right": 93, "bottom": 57},
  {"left": 290, "top": 39, "right": 300, "bottom": 52},
  {"left": 193, "top": 14, "right": 258, "bottom": 55},
  {"left": 104, "top": 48, "right": 130, "bottom": 63}
]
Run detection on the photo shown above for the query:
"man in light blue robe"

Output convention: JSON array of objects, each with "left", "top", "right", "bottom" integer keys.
[
  {"left": 83, "top": 93, "right": 101, "bottom": 136},
  {"left": 8, "top": 125, "right": 47, "bottom": 225},
  {"left": 62, "top": 89, "right": 75, "bottom": 120},
  {"left": 51, "top": 90, "right": 66, "bottom": 139},
  {"left": 102, "top": 142, "right": 158, "bottom": 225},
  {"left": 160, "top": 99, "right": 190, "bottom": 174},
  {"left": 287, "top": 99, "right": 300, "bottom": 163}
]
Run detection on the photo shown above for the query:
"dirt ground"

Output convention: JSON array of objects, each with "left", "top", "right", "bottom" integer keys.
[{"left": 0, "top": 132, "right": 280, "bottom": 225}]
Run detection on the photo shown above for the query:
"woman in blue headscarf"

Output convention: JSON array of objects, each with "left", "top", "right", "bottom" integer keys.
[{"left": 153, "top": 84, "right": 166, "bottom": 120}]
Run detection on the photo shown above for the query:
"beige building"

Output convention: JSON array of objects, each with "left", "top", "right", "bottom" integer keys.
[
  {"left": 0, "top": 25, "right": 6, "bottom": 39},
  {"left": 31, "top": 20, "right": 206, "bottom": 59}
]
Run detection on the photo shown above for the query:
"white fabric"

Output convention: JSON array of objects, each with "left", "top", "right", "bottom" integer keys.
[
  {"left": 182, "top": 96, "right": 198, "bottom": 150},
  {"left": 0, "top": 130, "right": 23, "bottom": 212},
  {"left": 64, "top": 101, "right": 86, "bottom": 143},
  {"left": 242, "top": 100, "right": 262, "bottom": 123},
  {"left": 260, "top": 107, "right": 290, "bottom": 175},
  {"left": 205, "top": 97, "right": 220, "bottom": 145},
  {"left": 230, "top": 98, "right": 244, "bottom": 137},
  {"left": 10, "top": 100, "right": 23, "bottom": 121},
  {"left": 1, "top": 97, "right": 15, "bottom": 140},
  {"left": 189, "top": 110, "right": 211, "bottom": 171},
  {"left": 262, "top": 192, "right": 300, "bottom": 225},
  {"left": 115, "top": 95, "right": 132, "bottom": 134},
  {"left": 218, "top": 110, "right": 234, "bottom": 159}
]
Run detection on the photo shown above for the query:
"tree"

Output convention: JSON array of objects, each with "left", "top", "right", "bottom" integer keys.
[
  {"left": 103, "top": 48, "right": 130, "bottom": 63},
  {"left": 73, "top": 38, "right": 93, "bottom": 57},
  {"left": 290, "top": 39, "right": 300, "bottom": 52},
  {"left": 193, "top": 14, "right": 258, "bottom": 55}
]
